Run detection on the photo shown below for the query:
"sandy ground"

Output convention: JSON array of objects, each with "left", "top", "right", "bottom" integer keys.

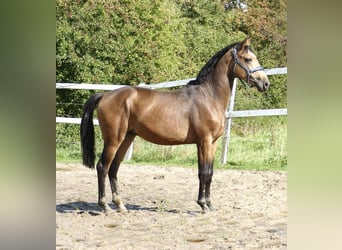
[{"left": 56, "top": 163, "right": 287, "bottom": 249}]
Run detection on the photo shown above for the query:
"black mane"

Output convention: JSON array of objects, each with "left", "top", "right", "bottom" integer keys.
[{"left": 188, "top": 42, "right": 240, "bottom": 85}]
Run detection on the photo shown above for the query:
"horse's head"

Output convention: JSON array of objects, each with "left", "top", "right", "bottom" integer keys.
[{"left": 232, "top": 38, "right": 270, "bottom": 92}]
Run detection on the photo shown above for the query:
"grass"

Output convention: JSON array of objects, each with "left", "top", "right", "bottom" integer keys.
[{"left": 56, "top": 118, "right": 287, "bottom": 171}]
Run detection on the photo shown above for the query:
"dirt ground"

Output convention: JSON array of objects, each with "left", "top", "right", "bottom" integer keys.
[{"left": 56, "top": 163, "right": 287, "bottom": 249}]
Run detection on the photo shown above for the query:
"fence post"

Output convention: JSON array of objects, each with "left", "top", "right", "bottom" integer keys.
[{"left": 220, "top": 78, "right": 238, "bottom": 164}]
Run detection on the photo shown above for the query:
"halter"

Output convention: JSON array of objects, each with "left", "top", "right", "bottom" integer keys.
[{"left": 231, "top": 47, "right": 264, "bottom": 88}]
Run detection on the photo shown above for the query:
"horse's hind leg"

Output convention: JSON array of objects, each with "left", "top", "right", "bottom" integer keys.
[
  {"left": 96, "top": 142, "right": 119, "bottom": 212},
  {"left": 108, "top": 133, "right": 136, "bottom": 213}
]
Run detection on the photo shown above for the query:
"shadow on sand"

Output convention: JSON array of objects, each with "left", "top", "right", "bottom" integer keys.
[{"left": 56, "top": 201, "right": 200, "bottom": 216}]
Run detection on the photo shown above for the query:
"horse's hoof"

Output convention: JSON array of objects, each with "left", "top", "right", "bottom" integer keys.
[
  {"left": 198, "top": 200, "right": 210, "bottom": 214},
  {"left": 201, "top": 205, "right": 210, "bottom": 214},
  {"left": 99, "top": 203, "right": 112, "bottom": 213},
  {"left": 207, "top": 204, "right": 215, "bottom": 212},
  {"left": 208, "top": 207, "right": 215, "bottom": 212},
  {"left": 118, "top": 205, "right": 128, "bottom": 213},
  {"left": 201, "top": 209, "right": 209, "bottom": 214}
]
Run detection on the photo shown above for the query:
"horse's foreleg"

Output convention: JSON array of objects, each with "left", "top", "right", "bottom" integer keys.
[
  {"left": 204, "top": 162, "right": 214, "bottom": 211},
  {"left": 197, "top": 162, "right": 213, "bottom": 213},
  {"left": 108, "top": 133, "right": 136, "bottom": 213},
  {"left": 197, "top": 172, "right": 209, "bottom": 213},
  {"left": 205, "top": 142, "right": 217, "bottom": 211},
  {"left": 197, "top": 140, "right": 216, "bottom": 213}
]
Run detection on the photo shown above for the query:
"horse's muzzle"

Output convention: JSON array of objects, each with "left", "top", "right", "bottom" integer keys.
[
  {"left": 263, "top": 80, "right": 270, "bottom": 91},
  {"left": 251, "top": 77, "right": 270, "bottom": 92}
]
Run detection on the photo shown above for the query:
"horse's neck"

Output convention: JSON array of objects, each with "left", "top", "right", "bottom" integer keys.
[{"left": 205, "top": 56, "right": 233, "bottom": 110}]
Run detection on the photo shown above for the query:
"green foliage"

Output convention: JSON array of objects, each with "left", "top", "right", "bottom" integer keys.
[
  {"left": 57, "top": 0, "right": 188, "bottom": 84},
  {"left": 228, "top": 0, "right": 287, "bottom": 111},
  {"left": 230, "top": 0, "right": 287, "bottom": 68}
]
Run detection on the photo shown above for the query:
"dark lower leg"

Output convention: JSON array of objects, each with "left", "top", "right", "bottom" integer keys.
[
  {"left": 197, "top": 171, "right": 211, "bottom": 213},
  {"left": 96, "top": 160, "right": 111, "bottom": 211},
  {"left": 197, "top": 179, "right": 208, "bottom": 212},
  {"left": 196, "top": 141, "right": 216, "bottom": 213},
  {"left": 205, "top": 161, "right": 214, "bottom": 211},
  {"left": 197, "top": 160, "right": 215, "bottom": 213},
  {"left": 108, "top": 165, "right": 127, "bottom": 212},
  {"left": 108, "top": 134, "right": 135, "bottom": 212},
  {"left": 205, "top": 177, "right": 214, "bottom": 211}
]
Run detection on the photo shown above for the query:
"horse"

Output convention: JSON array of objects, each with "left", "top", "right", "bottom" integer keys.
[{"left": 80, "top": 38, "right": 270, "bottom": 214}]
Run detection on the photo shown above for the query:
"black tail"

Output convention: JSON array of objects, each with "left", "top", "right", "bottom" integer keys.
[{"left": 80, "top": 93, "right": 104, "bottom": 168}]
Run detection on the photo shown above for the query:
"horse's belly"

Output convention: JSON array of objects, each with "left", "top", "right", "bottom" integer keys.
[{"left": 133, "top": 122, "right": 194, "bottom": 145}]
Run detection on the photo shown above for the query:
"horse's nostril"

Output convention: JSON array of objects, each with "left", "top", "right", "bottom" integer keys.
[{"left": 264, "top": 81, "right": 269, "bottom": 88}]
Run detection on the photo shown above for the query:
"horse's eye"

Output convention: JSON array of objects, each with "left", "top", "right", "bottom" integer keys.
[{"left": 244, "top": 58, "right": 252, "bottom": 63}]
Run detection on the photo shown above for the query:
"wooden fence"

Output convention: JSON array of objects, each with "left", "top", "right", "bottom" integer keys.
[{"left": 56, "top": 67, "right": 287, "bottom": 163}]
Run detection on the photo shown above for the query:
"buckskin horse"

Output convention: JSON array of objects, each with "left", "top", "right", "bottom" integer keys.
[{"left": 80, "top": 38, "right": 270, "bottom": 213}]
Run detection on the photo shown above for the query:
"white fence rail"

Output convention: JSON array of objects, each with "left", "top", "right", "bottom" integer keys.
[{"left": 56, "top": 67, "right": 287, "bottom": 163}]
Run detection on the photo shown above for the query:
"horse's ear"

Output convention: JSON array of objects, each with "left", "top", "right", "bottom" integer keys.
[
  {"left": 240, "top": 37, "right": 251, "bottom": 52},
  {"left": 242, "top": 37, "right": 251, "bottom": 45}
]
